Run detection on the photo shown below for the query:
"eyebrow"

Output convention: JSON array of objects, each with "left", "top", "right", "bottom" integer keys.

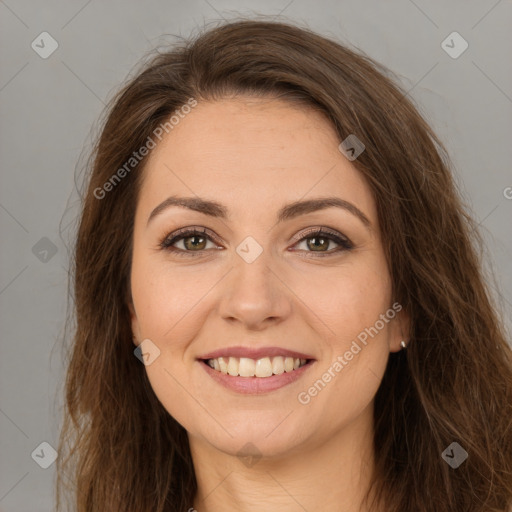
[{"left": 147, "top": 195, "right": 372, "bottom": 229}]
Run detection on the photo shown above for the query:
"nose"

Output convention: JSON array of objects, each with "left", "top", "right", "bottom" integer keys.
[{"left": 218, "top": 246, "right": 292, "bottom": 330}]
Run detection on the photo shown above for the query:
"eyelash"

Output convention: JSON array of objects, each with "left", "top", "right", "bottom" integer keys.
[{"left": 159, "top": 226, "right": 353, "bottom": 258}]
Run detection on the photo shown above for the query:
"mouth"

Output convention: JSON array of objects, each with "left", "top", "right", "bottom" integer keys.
[
  {"left": 201, "top": 356, "right": 312, "bottom": 377},
  {"left": 197, "top": 346, "right": 316, "bottom": 394}
]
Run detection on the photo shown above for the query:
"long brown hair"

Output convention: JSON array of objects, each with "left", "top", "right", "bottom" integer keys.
[{"left": 56, "top": 19, "right": 512, "bottom": 511}]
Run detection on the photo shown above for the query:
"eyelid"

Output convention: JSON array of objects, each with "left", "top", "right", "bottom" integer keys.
[
  {"left": 159, "top": 225, "right": 353, "bottom": 255},
  {"left": 160, "top": 226, "right": 222, "bottom": 248},
  {"left": 289, "top": 225, "right": 351, "bottom": 245}
]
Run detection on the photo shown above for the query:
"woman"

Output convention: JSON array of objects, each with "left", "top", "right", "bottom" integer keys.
[{"left": 56, "top": 19, "right": 512, "bottom": 512}]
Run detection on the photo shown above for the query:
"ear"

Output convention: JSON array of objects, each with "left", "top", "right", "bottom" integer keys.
[
  {"left": 389, "top": 304, "right": 411, "bottom": 353},
  {"left": 128, "top": 298, "right": 141, "bottom": 347}
]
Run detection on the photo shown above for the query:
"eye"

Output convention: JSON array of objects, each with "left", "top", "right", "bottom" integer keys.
[
  {"left": 159, "top": 226, "right": 353, "bottom": 257},
  {"left": 291, "top": 227, "right": 353, "bottom": 257},
  {"left": 159, "top": 227, "right": 221, "bottom": 257}
]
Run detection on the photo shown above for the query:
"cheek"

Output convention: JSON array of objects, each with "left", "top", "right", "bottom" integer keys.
[
  {"left": 293, "top": 256, "right": 393, "bottom": 408},
  {"left": 334, "top": 280, "right": 391, "bottom": 342},
  {"left": 326, "top": 268, "right": 393, "bottom": 392},
  {"left": 130, "top": 256, "right": 221, "bottom": 352},
  {"left": 290, "top": 255, "right": 392, "bottom": 344},
  {"left": 130, "top": 260, "right": 213, "bottom": 429}
]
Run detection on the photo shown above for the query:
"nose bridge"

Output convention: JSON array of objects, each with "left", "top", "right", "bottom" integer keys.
[
  {"left": 231, "top": 238, "right": 276, "bottom": 301},
  {"left": 219, "top": 236, "right": 290, "bottom": 327}
]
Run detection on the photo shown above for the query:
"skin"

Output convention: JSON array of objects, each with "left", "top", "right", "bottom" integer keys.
[{"left": 129, "top": 96, "right": 409, "bottom": 512}]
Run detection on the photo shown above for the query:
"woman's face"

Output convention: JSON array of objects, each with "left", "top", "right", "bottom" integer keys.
[{"left": 129, "top": 96, "right": 407, "bottom": 459}]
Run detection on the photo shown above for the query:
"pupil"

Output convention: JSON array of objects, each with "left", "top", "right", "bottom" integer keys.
[
  {"left": 309, "top": 237, "right": 327, "bottom": 251},
  {"left": 186, "top": 235, "right": 205, "bottom": 250}
]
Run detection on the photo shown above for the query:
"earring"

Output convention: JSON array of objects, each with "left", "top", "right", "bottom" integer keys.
[{"left": 400, "top": 340, "right": 407, "bottom": 349}]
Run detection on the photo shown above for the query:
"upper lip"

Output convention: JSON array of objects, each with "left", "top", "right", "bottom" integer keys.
[{"left": 198, "top": 346, "right": 315, "bottom": 361}]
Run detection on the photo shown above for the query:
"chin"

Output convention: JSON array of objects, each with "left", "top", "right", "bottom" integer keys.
[{"left": 195, "top": 414, "right": 312, "bottom": 459}]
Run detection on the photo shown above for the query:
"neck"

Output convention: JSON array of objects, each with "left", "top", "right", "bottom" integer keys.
[{"left": 189, "top": 402, "right": 382, "bottom": 512}]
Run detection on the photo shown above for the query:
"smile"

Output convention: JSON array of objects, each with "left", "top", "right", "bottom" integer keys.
[{"left": 204, "top": 356, "right": 309, "bottom": 377}]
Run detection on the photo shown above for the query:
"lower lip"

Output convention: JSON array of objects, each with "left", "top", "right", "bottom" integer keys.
[{"left": 199, "top": 360, "right": 315, "bottom": 394}]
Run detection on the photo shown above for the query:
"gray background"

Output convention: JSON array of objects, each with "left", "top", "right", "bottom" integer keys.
[{"left": 0, "top": 1, "right": 511, "bottom": 510}]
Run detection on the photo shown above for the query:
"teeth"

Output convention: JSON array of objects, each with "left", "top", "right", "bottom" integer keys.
[
  {"left": 218, "top": 357, "right": 229, "bottom": 374},
  {"left": 272, "top": 356, "right": 284, "bottom": 375},
  {"left": 205, "top": 356, "right": 309, "bottom": 377},
  {"left": 239, "top": 357, "right": 255, "bottom": 377},
  {"left": 227, "top": 357, "right": 239, "bottom": 376},
  {"left": 255, "top": 357, "right": 272, "bottom": 377}
]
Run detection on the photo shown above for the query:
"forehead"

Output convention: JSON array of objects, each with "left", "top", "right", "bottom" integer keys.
[{"left": 137, "top": 97, "right": 376, "bottom": 223}]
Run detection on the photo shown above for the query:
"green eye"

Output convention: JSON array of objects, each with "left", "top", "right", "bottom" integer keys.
[
  {"left": 160, "top": 228, "right": 219, "bottom": 256},
  {"left": 160, "top": 227, "right": 353, "bottom": 257}
]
